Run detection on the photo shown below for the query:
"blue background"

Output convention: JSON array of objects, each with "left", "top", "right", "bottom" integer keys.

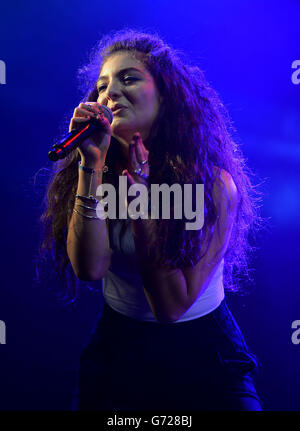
[{"left": 0, "top": 0, "right": 299, "bottom": 410}]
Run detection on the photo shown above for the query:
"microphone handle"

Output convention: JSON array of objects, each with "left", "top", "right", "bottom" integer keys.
[
  {"left": 48, "top": 105, "right": 113, "bottom": 162},
  {"left": 48, "top": 121, "right": 100, "bottom": 162}
]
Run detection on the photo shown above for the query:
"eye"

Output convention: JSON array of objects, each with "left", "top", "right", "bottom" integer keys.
[
  {"left": 97, "top": 84, "right": 107, "bottom": 93},
  {"left": 97, "top": 76, "right": 139, "bottom": 93},
  {"left": 123, "top": 76, "right": 138, "bottom": 84}
]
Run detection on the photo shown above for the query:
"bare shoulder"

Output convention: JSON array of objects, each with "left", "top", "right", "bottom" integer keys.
[{"left": 212, "top": 166, "right": 239, "bottom": 213}]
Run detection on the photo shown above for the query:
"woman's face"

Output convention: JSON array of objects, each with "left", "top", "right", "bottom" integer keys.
[{"left": 97, "top": 51, "right": 161, "bottom": 145}]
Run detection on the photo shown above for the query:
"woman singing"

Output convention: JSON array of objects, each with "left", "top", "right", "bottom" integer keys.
[{"left": 39, "top": 29, "right": 264, "bottom": 410}]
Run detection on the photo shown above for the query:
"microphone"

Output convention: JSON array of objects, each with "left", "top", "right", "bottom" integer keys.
[{"left": 48, "top": 105, "right": 113, "bottom": 161}]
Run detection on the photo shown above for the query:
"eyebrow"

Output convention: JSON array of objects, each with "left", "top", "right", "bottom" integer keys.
[{"left": 97, "top": 67, "right": 144, "bottom": 85}]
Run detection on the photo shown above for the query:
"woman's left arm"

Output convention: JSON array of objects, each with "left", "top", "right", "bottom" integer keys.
[{"left": 130, "top": 167, "right": 239, "bottom": 324}]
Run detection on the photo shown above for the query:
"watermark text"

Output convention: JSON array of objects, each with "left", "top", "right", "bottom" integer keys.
[
  {"left": 291, "top": 320, "right": 300, "bottom": 344},
  {"left": 291, "top": 60, "right": 300, "bottom": 85},
  {"left": 0, "top": 320, "right": 6, "bottom": 344},
  {"left": 96, "top": 176, "right": 204, "bottom": 230},
  {"left": 0, "top": 60, "right": 6, "bottom": 85}
]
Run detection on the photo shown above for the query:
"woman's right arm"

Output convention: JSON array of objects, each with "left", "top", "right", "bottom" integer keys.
[
  {"left": 66, "top": 102, "right": 112, "bottom": 281},
  {"left": 66, "top": 159, "right": 112, "bottom": 281}
]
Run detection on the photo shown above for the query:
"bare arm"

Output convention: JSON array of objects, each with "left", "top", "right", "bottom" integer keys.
[
  {"left": 66, "top": 102, "right": 112, "bottom": 281},
  {"left": 131, "top": 168, "right": 238, "bottom": 323},
  {"left": 66, "top": 158, "right": 111, "bottom": 281}
]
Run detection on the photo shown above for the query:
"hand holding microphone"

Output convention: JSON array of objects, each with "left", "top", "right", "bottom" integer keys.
[{"left": 48, "top": 102, "right": 113, "bottom": 164}]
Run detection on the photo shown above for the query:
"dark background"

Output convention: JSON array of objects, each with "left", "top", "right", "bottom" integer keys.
[{"left": 0, "top": 0, "right": 299, "bottom": 410}]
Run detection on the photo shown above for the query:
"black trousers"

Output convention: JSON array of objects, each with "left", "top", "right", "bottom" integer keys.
[{"left": 72, "top": 299, "right": 263, "bottom": 411}]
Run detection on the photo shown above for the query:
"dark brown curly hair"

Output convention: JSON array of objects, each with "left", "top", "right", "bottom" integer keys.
[{"left": 35, "top": 28, "right": 266, "bottom": 302}]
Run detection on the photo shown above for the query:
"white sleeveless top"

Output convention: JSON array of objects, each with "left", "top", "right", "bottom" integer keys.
[{"left": 102, "top": 216, "right": 225, "bottom": 323}]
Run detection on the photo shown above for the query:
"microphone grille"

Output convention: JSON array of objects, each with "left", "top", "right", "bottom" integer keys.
[{"left": 101, "top": 105, "right": 113, "bottom": 124}]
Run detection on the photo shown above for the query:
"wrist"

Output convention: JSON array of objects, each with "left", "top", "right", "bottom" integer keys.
[
  {"left": 80, "top": 157, "right": 107, "bottom": 171},
  {"left": 78, "top": 161, "right": 108, "bottom": 176}
]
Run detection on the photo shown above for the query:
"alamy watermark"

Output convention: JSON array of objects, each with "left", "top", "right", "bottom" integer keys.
[
  {"left": 0, "top": 320, "right": 6, "bottom": 344},
  {"left": 291, "top": 60, "right": 300, "bottom": 85},
  {"left": 291, "top": 320, "right": 300, "bottom": 345},
  {"left": 0, "top": 60, "right": 6, "bottom": 84},
  {"left": 95, "top": 176, "right": 204, "bottom": 231}
]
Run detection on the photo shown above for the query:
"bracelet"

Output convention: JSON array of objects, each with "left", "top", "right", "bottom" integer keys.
[
  {"left": 74, "top": 202, "right": 97, "bottom": 211},
  {"left": 78, "top": 161, "right": 108, "bottom": 198},
  {"left": 78, "top": 161, "right": 108, "bottom": 174},
  {"left": 75, "top": 194, "right": 99, "bottom": 204},
  {"left": 73, "top": 208, "right": 99, "bottom": 220}
]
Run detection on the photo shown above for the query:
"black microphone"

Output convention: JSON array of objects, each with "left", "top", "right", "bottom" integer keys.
[{"left": 48, "top": 105, "right": 113, "bottom": 161}]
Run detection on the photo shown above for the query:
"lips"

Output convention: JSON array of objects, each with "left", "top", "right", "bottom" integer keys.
[{"left": 111, "top": 104, "right": 127, "bottom": 112}]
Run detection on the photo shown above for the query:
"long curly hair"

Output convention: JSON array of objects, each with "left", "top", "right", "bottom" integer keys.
[{"left": 35, "top": 28, "right": 266, "bottom": 302}]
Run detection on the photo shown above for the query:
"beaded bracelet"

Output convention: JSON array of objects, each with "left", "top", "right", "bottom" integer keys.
[{"left": 78, "top": 161, "right": 108, "bottom": 201}]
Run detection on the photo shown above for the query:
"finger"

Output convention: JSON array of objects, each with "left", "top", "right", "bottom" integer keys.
[
  {"left": 132, "top": 133, "right": 144, "bottom": 162},
  {"left": 71, "top": 116, "right": 91, "bottom": 122},
  {"left": 74, "top": 106, "right": 104, "bottom": 118},
  {"left": 132, "top": 134, "right": 149, "bottom": 179},
  {"left": 79, "top": 102, "right": 105, "bottom": 115},
  {"left": 74, "top": 107, "right": 94, "bottom": 118},
  {"left": 133, "top": 132, "right": 149, "bottom": 163},
  {"left": 74, "top": 108, "right": 108, "bottom": 133},
  {"left": 79, "top": 102, "right": 99, "bottom": 110},
  {"left": 129, "top": 141, "right": 139, "bottom": 173},
  {"left": 69, "top": 115, "right": 92, "bottom": 132},
  {"left": 85, "top": 104, "right": 109, "bottom": 126},
  {"left": 70, "top": 106, "right": 107, "bottom": 132}
]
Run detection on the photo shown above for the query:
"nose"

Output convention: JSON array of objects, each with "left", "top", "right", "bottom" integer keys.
[
  {"left": 97, "top": 79, "right": 122, "bottom": 107},
  {"left": 105, "top": 79, "right": 122, "bottom": 101}
]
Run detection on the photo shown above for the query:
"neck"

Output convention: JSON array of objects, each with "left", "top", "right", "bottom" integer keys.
[
  {"left": 109, "top": 135, "right": 129, "bottom": 176},
  {"left": 112, "top": 134, "right": 130, "bottom": 161}
]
